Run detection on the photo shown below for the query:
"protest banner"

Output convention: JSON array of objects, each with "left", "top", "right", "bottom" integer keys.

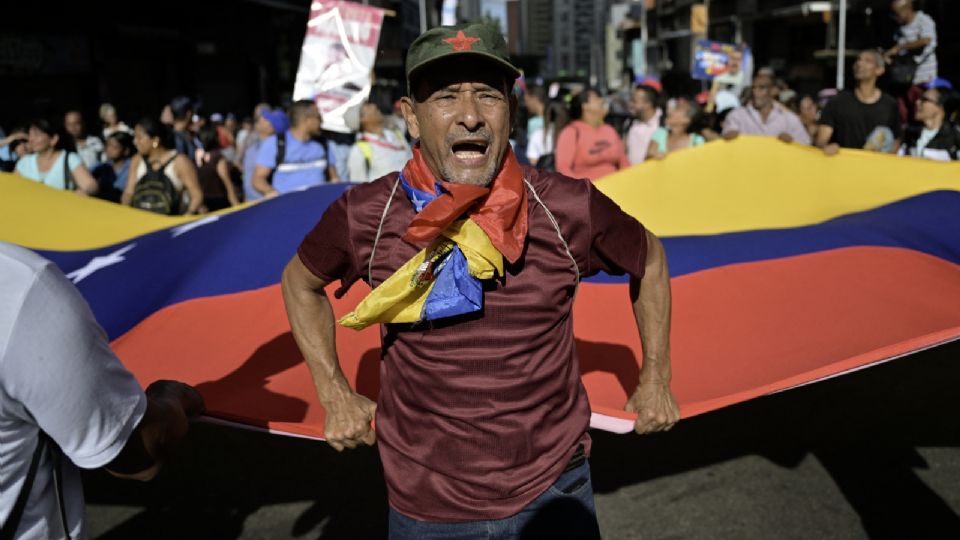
[
  {"left": 293, "top": 1, "right": 385, "bottom": 134},
  {"left": 693, "top": 39, "right": 753, "bottom": 87}
]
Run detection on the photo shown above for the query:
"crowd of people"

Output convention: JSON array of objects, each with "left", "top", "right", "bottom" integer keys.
[
  {"left": 517, "top": 0, "right": 956, "bottom": 178},
  {"left": 0, "top": 95, "right": 414, "bottom": 216},
  {"left": 1, "top": 0, "right": 955, "bottom": 216}
]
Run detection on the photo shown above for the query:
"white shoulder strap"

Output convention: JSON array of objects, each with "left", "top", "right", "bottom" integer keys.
[
  {"left": 524, "top": 177, "right": 581, "bottom": 294},
  {"left": 369, "top": 177, "right": 401, "bottom": 286}
]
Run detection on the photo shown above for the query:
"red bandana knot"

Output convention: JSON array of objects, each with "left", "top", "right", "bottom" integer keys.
[{"left": 444, "top": 31, "right": 481, "bottom": 52}]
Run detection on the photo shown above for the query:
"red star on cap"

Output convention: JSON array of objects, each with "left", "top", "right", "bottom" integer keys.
[{"left": 443, "top": 30, "right": 481, "bottom": 52}]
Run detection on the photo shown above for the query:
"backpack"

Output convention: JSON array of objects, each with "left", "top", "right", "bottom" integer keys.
[
  {"left": 131, "top": 154, "right": 180, "bottom": 215},
  {"left": 266, "top": 132, "right": 286, "bottom": 185},
  {"left": 267, "top": 132, "right": 331, "bottom": 184}
]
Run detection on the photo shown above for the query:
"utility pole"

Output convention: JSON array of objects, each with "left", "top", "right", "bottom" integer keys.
[
  {"left": 420, "top": 0, "right": 428, "bottom": 34},
  {"left": 639, "top": 0, "right": 648, "bottom": 76},
  {"left": 836, "top": 0, "right": 847, "bottom": 89}
]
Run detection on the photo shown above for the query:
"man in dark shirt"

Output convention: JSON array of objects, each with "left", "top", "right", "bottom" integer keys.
[
  {"left": 816, "top": 50, "right": 902, "bottom": 154},
  {"left": 169, "top": 96, "right": 199, "bottom": 161},
  {"left": 281, "top": 22, "right": 678, "bottom": 538}
]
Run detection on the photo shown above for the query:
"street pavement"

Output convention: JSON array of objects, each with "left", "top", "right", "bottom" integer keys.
[{"left": 84, "top": 341, "right": 960, "bottom": 539}]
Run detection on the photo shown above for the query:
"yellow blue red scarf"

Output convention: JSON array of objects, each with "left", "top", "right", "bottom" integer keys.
[{"left": 339, "top": 145, "right": 528, "bottom": 330}]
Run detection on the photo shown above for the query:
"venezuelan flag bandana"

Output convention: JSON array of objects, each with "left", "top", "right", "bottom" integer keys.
[{"left": 339, "top": 145, "right": 528, "bottom": 330}]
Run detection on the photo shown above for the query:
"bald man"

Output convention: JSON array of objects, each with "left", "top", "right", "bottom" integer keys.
[{"left": 816, "top": 50, "right": 901, "bottom": 155}]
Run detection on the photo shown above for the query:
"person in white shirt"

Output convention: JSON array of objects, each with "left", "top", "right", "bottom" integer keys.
[
  {"left": 0, "top": 243, "right": 204, "bottom": 539},
  {"left": 523, "top": 85, "right": 547, "bottom": 148},
  {"left": 15, "top": 118, "right": 99, "bottom": 195},
  {"left": 64, "top": 110, "right": 104, "bottom": 170},
  {"left": 347, "top": 102, "right": 412, "bottom": 183},
  {"left": 526, "top": 100, "right": 568, "bottom": 170},
  {"left": 626, "top": 85, "right": 663, "bottom": 164}
]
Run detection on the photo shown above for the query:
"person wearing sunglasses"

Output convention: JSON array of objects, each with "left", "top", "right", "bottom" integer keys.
[{"left": 900, "top": 84, "right": 960, "bottom": 161}]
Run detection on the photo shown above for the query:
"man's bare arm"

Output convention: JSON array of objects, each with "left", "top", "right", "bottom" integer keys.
[
  {"left": 252, "top": 165, "right": 278, "bottom": 198},
  {"left": 327, "top": 164, "right": 340, "bottom": 183},
  {"left": 105, "top": 380, "right": 204, "bottom": 481},
  {"left": 886, "top": 37, "right": 932, "bottom": 59},
  {"left": 280, "top": 255, "right": 376, "bottom": 451},
  {"left": 625, "top": 230, "right": 680, "bottom": 434},
  {"left": 815, "top": 125, "right": 840, "bottom": 155}
]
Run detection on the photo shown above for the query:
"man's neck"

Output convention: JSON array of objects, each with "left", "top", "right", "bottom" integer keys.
[
  {"left": 923, "top": 117, "right": 943, "bottom": 131},
  {"left": 753, "top": 102, "right": 774, "bottom": 120},
  {"left": 638, "top": 108, "right": 656, "bottom": 123},
  {"left": 855, "top": 81, "right": 881, "bottom": 104},
  {"left": 364, "top": 125, "right": 385, "bottom": 137},
  {"left": 289, "top": 128, "right": 312, "bottom": 142}
]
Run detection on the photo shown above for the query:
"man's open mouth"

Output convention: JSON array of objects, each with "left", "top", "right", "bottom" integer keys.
[{"left": 452, "top": 140, "right": 489, "bottom": 162}]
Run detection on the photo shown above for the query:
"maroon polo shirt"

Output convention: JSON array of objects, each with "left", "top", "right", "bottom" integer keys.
[{"left": 297, "top": 166, "right": 647, "bottom": 521}]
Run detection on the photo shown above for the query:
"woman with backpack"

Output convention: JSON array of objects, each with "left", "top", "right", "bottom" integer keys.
[
  {"left": 14, "top": 118, "right": 98, "bottom": 195},
  {"left": 196, "top": 123, "right": 241, "bottom": 211},
  {"left": 123, "top": 118, "right": 203, "bottom": 215}
]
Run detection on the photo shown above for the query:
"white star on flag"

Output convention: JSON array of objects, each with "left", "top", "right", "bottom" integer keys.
[
  {"left": 66, "top": 243, "right": 137, "bottom": 284},
  {"left": 409, "top": 191, "right": 430, "bottom": 212},
  {"left": 171, "top": 215, "right": 220, "bottom": 238}
]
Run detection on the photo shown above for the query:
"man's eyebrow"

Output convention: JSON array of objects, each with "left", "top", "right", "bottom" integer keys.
[{"left": 436, "top": 82, "right": 500, "bottom": 92}]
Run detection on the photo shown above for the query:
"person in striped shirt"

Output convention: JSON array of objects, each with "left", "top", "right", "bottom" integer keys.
[{"left": 885, "top": 0, "right": 938, "bottom": 86}]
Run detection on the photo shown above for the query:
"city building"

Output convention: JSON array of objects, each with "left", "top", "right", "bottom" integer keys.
[
  {"left": 625, "top": 0, "right": 959, "bottom": 96},
  {"left": 550, "top": 0, "right": 609, "bottom": 85}
]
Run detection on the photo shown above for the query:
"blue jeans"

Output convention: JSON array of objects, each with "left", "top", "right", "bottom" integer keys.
[{"left": 388, "top": 459, "right": 602, "bottom": 540}]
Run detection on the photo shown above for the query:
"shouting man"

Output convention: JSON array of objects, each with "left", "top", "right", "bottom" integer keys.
[{"left": 281, "top": 22, "right": 678, "bottom": 538}]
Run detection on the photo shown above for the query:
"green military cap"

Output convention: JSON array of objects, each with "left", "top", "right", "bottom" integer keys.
[{"left": 406, "top": 22, "right": 521, "bottom": 85}]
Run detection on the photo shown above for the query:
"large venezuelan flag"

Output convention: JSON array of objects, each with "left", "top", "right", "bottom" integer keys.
[{"left": 3, "top": 137, "right": 959, "bottom": 438}]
